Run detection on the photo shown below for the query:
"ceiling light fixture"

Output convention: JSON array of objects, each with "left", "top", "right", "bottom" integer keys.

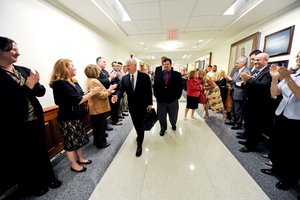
[
  {"left": 159, "top": 41, "right": 181, "bottom": 51},
  {"left": 223, "top": 0, "right": 249, "bottom": 15},
  {"left": 91, "top": 0, "right": 118, "bottom": 26},
  {"left": 112, "top": 0, "right": 131, "bottom": 21}
]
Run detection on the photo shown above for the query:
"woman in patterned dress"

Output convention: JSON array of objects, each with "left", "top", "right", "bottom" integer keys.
[
  {"left": 198, "top": 69, "right": 226, "bottom": 119},
  {"left": 49, "top": 59, "right": 100, "bottom": 173}
]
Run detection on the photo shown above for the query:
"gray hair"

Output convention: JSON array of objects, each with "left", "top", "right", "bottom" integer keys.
[{"left": 126, "top": 58, "right": 137, "bottom": 66}]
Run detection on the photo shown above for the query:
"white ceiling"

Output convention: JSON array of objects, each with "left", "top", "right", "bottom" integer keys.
[{"left": 45, "top": 0, "right": 299, "bottom": 67}]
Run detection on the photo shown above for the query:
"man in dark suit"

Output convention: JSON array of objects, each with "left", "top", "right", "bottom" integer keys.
[
  {"left": 112, "top": 58, "right": 153, "bottom": 157},
  {"left": 154, "top": 56, "right": 167, "bottom": 76},
  {"left": 154, "top": 58, "right": 182, "bottom": 136},
  {"left": 238, "top": 53, "right": 274, "bottom": 152},
  {"left": 96, "top": 56, "right": 117, "bottom": 130}
]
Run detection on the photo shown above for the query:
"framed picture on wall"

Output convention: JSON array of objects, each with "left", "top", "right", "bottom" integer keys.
[
  {"left": 268, "top": 60, "right": 289, "bottom": 68},
  {"left": 200, "top": 60, "right": 205, "bottom": 69},
  {"left": 195, "top": 60, "right": 200, "bottom": 69},
  {"left": 263, "top": 25, "right": 295, "bottom": 57},
  {"left": 228, "top": 32, "right": 260, "bottom": 74}
]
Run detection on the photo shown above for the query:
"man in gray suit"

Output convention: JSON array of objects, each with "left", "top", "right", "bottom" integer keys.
[{"left": 227, "top": 56, "right": 250, "bottom": 130}]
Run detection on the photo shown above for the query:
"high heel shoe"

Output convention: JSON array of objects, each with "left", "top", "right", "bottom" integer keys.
[
  {"left": 70, "top": 166, "right": 87, "bottom": 173},
  {"left": 77, "top": 160, "right": 92, "bottom": 165}
]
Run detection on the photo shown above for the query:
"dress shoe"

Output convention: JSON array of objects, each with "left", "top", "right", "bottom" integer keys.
[
  {"left": 106, "top": 126, "right": 113, "bottom": 131},
  {"left": 159, "top": 130, "right": 165, "bottom": 136},
  {"left": 48, "top": 179, "right": 62, "bottom": 189},
  {"left": 33, "top": 187, "right": 49, "bottom": 197},
  {"left": 112, "top": 122, "right": 123, "bottom": 126},
  {"left": 172, "top": 125, "right": 176, "bottom": 131},
  {"left": 231, "top": 125, "right": 242, "bottom": 130},
  {"left": 260, "top": 168, "right": 277, "bottom": 176},
  {"left": 70, "top": 166, "right": 87, "bottom": 173},
  {"left": 239, "top": 146, "right": 253, "bottom": 153},
  {"left": 225, "top": 121, "right": 235, "bottom": 126},
  {"left": 122, "top": 113, "right": 128, "bottom": 116},
  {"left": 77, "top": 159, "right": 92, "bottom": 165},
  {"left": 97, "top": 143, "right": 110, "bottom": 149},
  {"left": 261, "top": 153, "right": 269, "bottom": 158},
  {"left": 136, "top": 146, "right": 142, "bottom": 157},
  {"left": 238, "top": 140, "right": 247, "bottom": 145},
  {"left": 275, "top": 181, "right": 295, "bottom": 190},
  {"left": 265, "top": 160, "right": 273, "bottom": 166},
  {"left": 236, "top": 131, "right": 246, "bottom": 135},
  {"left": 118, "top": 116, "right": 125, "bottom": 119},
  {"left": 236, "top": 135, "right": 247, "bottom": 140}
]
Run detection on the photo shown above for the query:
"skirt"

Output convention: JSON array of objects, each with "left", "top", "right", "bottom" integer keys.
[
  {"left": 59, "top": 119, "right": 89, "bottom": 151},
  {"left": 186, "top": 96, "right": 199, "bottom": 109}
]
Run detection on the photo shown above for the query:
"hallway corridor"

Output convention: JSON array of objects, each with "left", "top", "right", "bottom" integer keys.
[{"left": 90, "top": 100, "right": 269, "bottom": 200}]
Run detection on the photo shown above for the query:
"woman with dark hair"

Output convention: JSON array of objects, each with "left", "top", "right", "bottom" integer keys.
[{"left": 0, "top": 36, "right": 61, "bottom": 197}]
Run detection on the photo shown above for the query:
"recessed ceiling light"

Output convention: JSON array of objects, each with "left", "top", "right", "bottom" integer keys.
[
  {"left": 159, "top": 41, "right": 181, "bottom": 51},
  {"left": 198, "top": 40, "right": 204, "bottom": 42}
]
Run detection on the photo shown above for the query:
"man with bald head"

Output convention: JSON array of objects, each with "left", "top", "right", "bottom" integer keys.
[
  {"left": 112, "top": 58, "right": 153, "bottom": 157},
  {"left": 238, "top": 53, "right": 274, "bottom": 153}
]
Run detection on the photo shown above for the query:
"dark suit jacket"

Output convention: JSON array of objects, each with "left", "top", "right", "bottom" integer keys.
[
  {"left": 116, "top": 71, "right": 153, "bottom": 114},
  {"left": 0, "top": 65, "right": 47, "bottom": 192},
  {"left": 97, "top": 69, "right": 110, "bottom": 89},
  {"left": 243, "top": 65, "right": 274, "bottom": 132},
  {"left": 154, "top": 66, "right": 162, "bottom": 76},
  {"left": 154, "top": 70, "right": 183, "bottom": 103}
]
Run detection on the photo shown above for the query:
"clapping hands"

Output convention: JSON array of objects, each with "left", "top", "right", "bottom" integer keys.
[
  {"left": 269, "top": 64, "right": 280, "bottom": 80},
  {"left": 25, "top": 70, "right": 40, "bottom": 89}
]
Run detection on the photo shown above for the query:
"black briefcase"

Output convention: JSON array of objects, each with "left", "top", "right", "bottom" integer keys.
[{"left": 143, "top": 108, "right": 158, "bottom": 131}]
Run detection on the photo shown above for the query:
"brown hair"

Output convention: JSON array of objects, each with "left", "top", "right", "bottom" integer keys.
[
  {"left": 84, "top": 64, "right": 100, "bottom": 78},
  {"left": 189, "top": 70, "right": 197, "bottom": 79}
]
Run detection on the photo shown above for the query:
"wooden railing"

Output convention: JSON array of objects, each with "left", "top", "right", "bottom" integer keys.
[{"left": 43, "top": 104, "right": 92, "bottom": 158}]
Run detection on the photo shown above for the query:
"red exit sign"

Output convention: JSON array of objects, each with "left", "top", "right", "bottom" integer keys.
[{"left": 168, "top": 30, "right": 178, "bottom": 40}]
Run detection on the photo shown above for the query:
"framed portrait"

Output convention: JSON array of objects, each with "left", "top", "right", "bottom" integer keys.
[
  {"left": 195, "top": 60, "right": 200, "bottom": 69},
  {"left": 263, "top": 25, "right": 295, "bottom": 57},
  {"left": 268, "top": 60, "right": 289, "bottom": 68},
  {"left": 200, "top": 60, "right": 205, "bottom": 69},
  {"left": 228, "top": 32, "right": 260, "bottom": 74}
]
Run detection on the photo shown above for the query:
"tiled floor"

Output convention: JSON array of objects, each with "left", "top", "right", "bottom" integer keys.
[{"left": 89, "top": 100, "right": 269, "bottom": 200}]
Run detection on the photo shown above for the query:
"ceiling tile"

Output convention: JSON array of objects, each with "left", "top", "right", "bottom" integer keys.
[
  {"left": 161, "top": 17, "right": 189, "bottom": 30},
  {"left": 124, "top": 2, "right": 160, "bottom": 20},
  {"left": 161, "top": 0, "right": 197, "bottom": 18}
]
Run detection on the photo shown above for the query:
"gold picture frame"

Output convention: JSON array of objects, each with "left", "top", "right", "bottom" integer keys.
[{"left": 228, "top": 32, "right": 260, "bottom": 73}]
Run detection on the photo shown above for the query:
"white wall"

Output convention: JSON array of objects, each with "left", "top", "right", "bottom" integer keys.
[
  {"left": 0, "top": 0, "right": 130, "bottom": 108},
  {"left": 210, "top": 6, "right": 300, "bottom": 74}
]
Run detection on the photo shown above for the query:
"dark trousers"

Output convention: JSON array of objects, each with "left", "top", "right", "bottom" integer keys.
[
  {"left": 90, "top": 113, "right": 108, "bottom": 147},
  {"left": 157, "top": 100, "right": 179, "bottom": 130},
  {"left": 270, "top": 114, "right": 300, "bottom": 184},
  {"left": 19, "top": 120, "right": 56, "bottom": 194},
  {"left": 130, "top": 110, "right": 145, "bottom": 147},
  {"left": 110, "top": 99, "right": 121, "bottom": 124}
]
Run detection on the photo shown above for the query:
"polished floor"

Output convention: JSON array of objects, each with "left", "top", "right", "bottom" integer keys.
[{"left": 89, "top": 99, "right": 269, "bottom": 200}]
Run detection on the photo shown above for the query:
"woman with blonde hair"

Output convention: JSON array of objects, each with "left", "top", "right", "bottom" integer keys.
[
  {"left": 84, "top": 64, "right": 117, "bottom": 149},
  {"left": 49, "top": 59, "right": 100, "bottom": 173},
  {"left": 184, "top": 70, "right": 203, "bottom": 120}
]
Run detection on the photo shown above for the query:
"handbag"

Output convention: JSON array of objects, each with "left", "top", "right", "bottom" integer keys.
[
  {"left": 199, "top": 91, "right": 207, "bottom": 104},
  {"left": 143, "top": 108, "right": 158, "bottom": 131}
]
